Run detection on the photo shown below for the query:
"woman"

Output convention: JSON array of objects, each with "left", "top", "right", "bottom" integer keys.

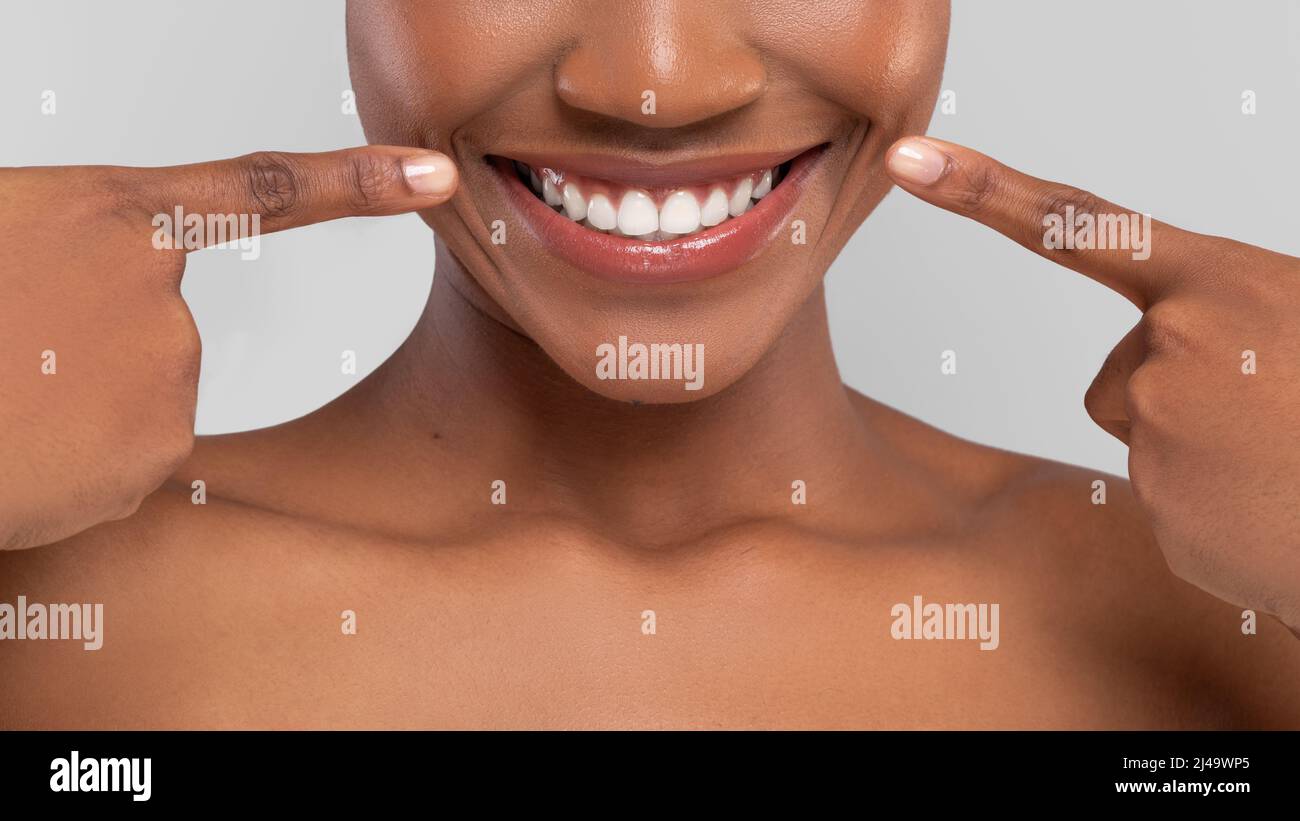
[{"left": 1, "top": 0, "right": 1297, "bottom": 728}]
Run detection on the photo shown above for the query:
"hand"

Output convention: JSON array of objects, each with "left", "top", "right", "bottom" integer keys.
[
  {"left": 885, "top": 136, "right": 1300, "bottom": 630},
  {"left": 0, "top": 146, "right": 457, "bottom": 550}
]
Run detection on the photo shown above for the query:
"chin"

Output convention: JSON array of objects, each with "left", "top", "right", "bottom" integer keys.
[{"left": 538, "top": 318, "right": 767, "bottom": 405}]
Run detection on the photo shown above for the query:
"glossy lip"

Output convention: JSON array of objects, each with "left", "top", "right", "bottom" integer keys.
[{"left": 489, "top": 144, "right": 827, "bottom": 284}]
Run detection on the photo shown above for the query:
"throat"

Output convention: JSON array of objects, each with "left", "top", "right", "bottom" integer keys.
[{"left": 352, "top": 260, "right": 876, "bottom": 546}]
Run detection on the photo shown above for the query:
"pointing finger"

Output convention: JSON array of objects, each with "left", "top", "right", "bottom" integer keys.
[{"left": 885, "top": 136, "right": 1218, "bottom": 309}]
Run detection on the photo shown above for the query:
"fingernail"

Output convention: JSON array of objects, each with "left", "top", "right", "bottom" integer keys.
[
  {"left": 887, "top": 138, "right": 948, "bottom": 186},
  {"left": 403, "top": 152, "right": 456, "bottom": 197}
]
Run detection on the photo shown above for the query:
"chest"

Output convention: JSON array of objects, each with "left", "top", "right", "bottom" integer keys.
[{"left": 0, "top": 522, "right": 1141, "bottom": 728}]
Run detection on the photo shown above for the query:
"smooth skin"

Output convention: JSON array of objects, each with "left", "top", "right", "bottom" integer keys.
[{"left": 1, "top": 1, "right": 1297, "bottom": 728}]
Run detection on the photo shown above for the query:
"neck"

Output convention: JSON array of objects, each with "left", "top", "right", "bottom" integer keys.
[{"left": 352, "top": 242, "right": 892, "bottom": 546}]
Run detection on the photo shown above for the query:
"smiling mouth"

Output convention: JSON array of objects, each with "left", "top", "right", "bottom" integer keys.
[
  {"left": 488, "top": 144, "right": 827, "bottom": 284},
  {"left": 508, "top": 159, "right": 792, "bottom": 242}
]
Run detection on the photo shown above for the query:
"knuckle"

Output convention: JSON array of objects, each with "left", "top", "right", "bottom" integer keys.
[
  {"left": 1259, "top": 589, "right": 1300, "bottom": 627},
  {"left": 1158, "top": 541, "right": 1196, "bottom": 584},
  {"left": 1082, "top": 377, "right": 1108, "bottom": 422},
  {"left": 241, "top": 151, "right": 303, "bottom": 219},
  {"left": 151, "top": 299, "right": 203, "bottom": 381},
  {"left": 346, "top": 152, "right": 400, "bottom": 211},
  {"left": 135, "top": 420, "right": 195, "bottom": 491},
  {"left": 954, "top": 161, "right": 1001, "bottom": 214},
  {"left": 1125, "top": 458, "right": 1156, "bottom": 512},
  {"left": 1084, "top": 349, "right": 1127, "bottom": 418},
  {"left": 1, "top": 517, "right": 44, "bottom": 551},
  {"left": 108, "top": 491, "right": 147, "bottom": 523},
  {"left": 1123, "top": 363, "right": 1163, "bottom": 427},
  {"left": 173, "top": 331, "right": 203, "bottom": 388},
  {"left": 170, "top": 303, "right": 203, "bottom": 378},
  {"left": 123, "top": 408, "right": 194, "bottom": 480},
  {"left": 1034, "top": 186, "right": 1106, "bottom": 257},
  {"left": 73, "top": 467, "right": 146, "bottom": 525},
  {"left": 1038, "top": 185, "right": 1104, "bottom": 224},
  {"left": 1141, "top": 302, "right": 1200, "bottom": 354},
  {"left": 163, "top": 425, "right": 197, "bottom": 470}
]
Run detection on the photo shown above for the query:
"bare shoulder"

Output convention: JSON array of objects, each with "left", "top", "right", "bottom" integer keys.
[
  {"left": 850, "top": 389, "right": 1300, "bottom": 727},
  {"left": 1015, "top": 461, "right": 1299, "bottom": 726},
  {"left": 0, "top": 414, "right": 352, "bottom": 612}
]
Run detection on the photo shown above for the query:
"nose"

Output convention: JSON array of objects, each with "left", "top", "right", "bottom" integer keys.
[{"left": 555, "top": 0, "right": 766, "bottom": 129}]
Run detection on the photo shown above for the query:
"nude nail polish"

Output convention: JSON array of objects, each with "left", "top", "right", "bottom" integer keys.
[
  {"left": 404, "top": 153, "right": 456, "bottom": 197},
  {"left": 887, "top": 139, "right": 947, "bottom": 185}
]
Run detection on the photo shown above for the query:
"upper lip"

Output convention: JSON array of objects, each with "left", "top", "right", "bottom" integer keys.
[{"left": 490, "top": 146, "right": 819, "bottom": 187}]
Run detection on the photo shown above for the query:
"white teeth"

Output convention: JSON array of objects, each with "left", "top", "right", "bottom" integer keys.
[
  {"left": 586, "top": 193, "right": 618, "bottom": 230},
  {"left": 659, "top": 190, "right": 701, "bottom": 235},
  {"left": 561, "top": 182, "right": 587, "bottom": 221},
  {"left": 542, "top": 175, "right": 563, "bottom": 207},
  {"left": 729, "top": 178, "right": 753, "bottom": 217},
  {"left": 700, "top": 187, "right": 728, "bottom": 227},
  {"left": 617, "top": 189, "right": 658, "bottom": 236},
  {"left": 520, "top": 161, "right": 789, "bottom": 239}
]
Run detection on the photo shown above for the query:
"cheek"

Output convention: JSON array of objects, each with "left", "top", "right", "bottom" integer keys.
[
  {"left": 757, "top": 0, "right": 949, "bottom": 246},
  {"left": 347, "top": 1, "right": 563, "bottom": 148},
  {"left": 760, "top": 0, "right": 949, "bottom": 132}
]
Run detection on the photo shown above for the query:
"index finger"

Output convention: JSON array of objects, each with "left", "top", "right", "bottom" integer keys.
[
  {"left": 884, "top": 136, "right": 1213, "bottom": 309},
  {"left": 122, "top": 145, "right": 457, "bottom": 251}
]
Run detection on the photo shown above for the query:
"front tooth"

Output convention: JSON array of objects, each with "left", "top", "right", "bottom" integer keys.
[
  {"left": 561, "top": 182, "right": 587, "bottom": 221},
  {"left": 528, "top": 168, "right": 543, "bottom": 194},
  {"left": 617, "top": 190, "right": 658, "bottom": 236},
  {"left": 752, "top": 169, "right": 773, "bottom": 199},
  {"left": 700, "top": 187, "right": 728, "bottom": 227},
  {"left": 586, "top": 193, "right": 617, "bottom": 230},
  {"left": 729, "top": 178, "right": 753, "bottom": 216},
  {"left": 659, "top": 190, "right": 701, "bottom": 235},
  {"left": 542, "top": 175, "right": 563, "bottom": 207}
]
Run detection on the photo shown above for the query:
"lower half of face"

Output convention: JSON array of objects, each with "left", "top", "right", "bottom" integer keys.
[{"left": 347, "top": 0, "right": 949, "bottom": 402}]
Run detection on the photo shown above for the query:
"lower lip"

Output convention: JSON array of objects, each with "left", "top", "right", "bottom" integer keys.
[{"left": 491, "top": 147, "right": 825, "bottom": 285}]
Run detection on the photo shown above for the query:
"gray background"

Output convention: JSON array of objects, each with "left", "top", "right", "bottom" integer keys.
[{"left": 3, "top": 0, "right": 1298, "bottom": 477}]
